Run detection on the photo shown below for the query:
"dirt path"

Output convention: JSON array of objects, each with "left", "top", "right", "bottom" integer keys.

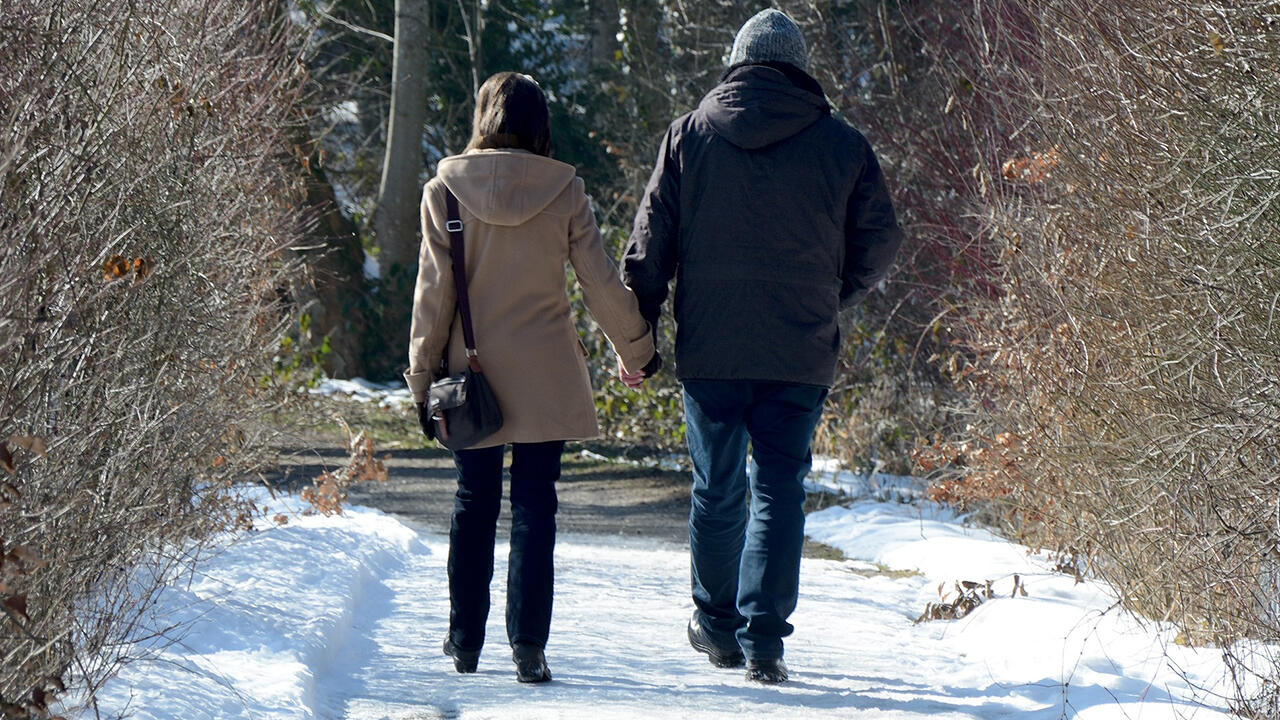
[
  {"left": 269, "top": 441, "right": 695, "bottom": 545},
  {"left": 264, "top": 396, "right": 845, "bottom": 558}
]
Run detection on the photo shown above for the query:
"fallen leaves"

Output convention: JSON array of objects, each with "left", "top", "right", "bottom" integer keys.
[
  {"left": 299, "top": 417, "right": 388, "bottom": 517},
  {"left": 915, "top": 575, "right": 1029, "bottom": 623}
]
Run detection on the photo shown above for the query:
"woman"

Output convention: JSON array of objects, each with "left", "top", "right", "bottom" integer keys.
[{"left": 404, "top": 72, "right": 658, "bottom": 684}]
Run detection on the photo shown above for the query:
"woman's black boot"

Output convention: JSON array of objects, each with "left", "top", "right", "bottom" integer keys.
[{"left": 443, "top": 638, "right": 480, "bottom": 674}]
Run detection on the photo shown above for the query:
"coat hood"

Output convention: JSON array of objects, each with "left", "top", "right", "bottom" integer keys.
[
  {"left": 699, "top": 64, "right": 829, "bottom": 150},
  {"left": 436, "top": 150, "right": 576, "bottom": 226}
]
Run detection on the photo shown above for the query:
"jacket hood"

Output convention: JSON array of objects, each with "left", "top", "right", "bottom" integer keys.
[
  {"left": 436, "top": 150, "right": 576, "bottom": 226},
  {"left": 699, "top": 64, "right": 829, "bottom": 150}
]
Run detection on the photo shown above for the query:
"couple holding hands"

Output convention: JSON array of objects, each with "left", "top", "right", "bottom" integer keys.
[{"left": 404, "top": 9, "right": 901, "bottom": 686}]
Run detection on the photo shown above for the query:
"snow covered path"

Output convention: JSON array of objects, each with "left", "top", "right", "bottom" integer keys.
[
  {"left": 81, "top": 490, "right": 1236, "bottom": 720},
  {"left": 317, "top": 534, "right": 995, "bottom": 720}
]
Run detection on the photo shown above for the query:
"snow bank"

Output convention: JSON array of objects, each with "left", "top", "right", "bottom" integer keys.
[
  {"left": 76, "top": 490, "right": 428, "bottom": 719},
  {"left": 806, "top": 500, "right": 1235, "bottom": 719}
]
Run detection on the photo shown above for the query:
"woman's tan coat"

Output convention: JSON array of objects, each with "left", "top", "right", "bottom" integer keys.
[{"left": 404, "top": 149, "right": 654, "bottom": 449}]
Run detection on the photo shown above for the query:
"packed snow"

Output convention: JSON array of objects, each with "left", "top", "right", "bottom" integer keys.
[{"left": 70, "top": 475, "right": 1238, "bottom": 719}]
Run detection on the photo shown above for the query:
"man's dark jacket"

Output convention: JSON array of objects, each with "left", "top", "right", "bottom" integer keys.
[{"left": 622, "top": 63, "right": 902, "bottom": 388}]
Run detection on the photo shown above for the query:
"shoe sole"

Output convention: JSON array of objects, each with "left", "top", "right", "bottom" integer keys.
[{"left": 687, "top": 625, "right": 745, "bottom": 668}]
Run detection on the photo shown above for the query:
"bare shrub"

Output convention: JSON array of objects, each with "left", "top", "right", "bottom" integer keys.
[
  {"left": 906, "top": 1, "right": 1280, "bottom": 713},
  {"left": 792, "top": 1, "right": 999, "bottom": 473},
  {"left": 0, "top": 0, "right": 303, "bottom": 711}
]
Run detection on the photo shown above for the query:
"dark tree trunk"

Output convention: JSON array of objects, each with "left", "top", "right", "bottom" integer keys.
[
  {"left": 293, "top": 132, "right": 372, "bottom": 378},
  {"left": 590, "top": 0, "right": 620, "bottom": 69}
]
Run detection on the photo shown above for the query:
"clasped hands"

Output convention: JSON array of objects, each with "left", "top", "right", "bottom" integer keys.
[{"left": 617, "top": 351, "right": 663, "bottom": 389}]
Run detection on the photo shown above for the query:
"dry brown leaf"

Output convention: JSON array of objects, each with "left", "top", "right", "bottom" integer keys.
[
  {"left": 10, "top": 545, "right": 47, "bottom": 570},
  {"left": 132, "top": 257, "right": 154, "bottom": 282},
  {"left": 7, "top": 436, "right": 46, "bottom": 458},
  {"left": 3, "top": 594, "right": 29, "bottom": 621},
  {"left": 29, "top": 688, "right": 48, "bottom": 713},
  {"left": 103, "top": 255, "right": 131, "bottom": 280}
]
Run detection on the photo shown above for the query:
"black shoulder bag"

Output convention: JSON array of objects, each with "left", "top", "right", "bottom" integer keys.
[{"left": 426, "top": 189, "right": 504, "bottom": 449}]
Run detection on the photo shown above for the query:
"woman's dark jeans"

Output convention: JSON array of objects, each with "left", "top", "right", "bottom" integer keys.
[{"left": 447, "top": 440, "right": 564, "bottom": 652}]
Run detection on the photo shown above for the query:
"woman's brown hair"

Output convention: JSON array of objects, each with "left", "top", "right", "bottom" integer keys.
[{"left": 465, "top": 72, "right": 552, "bottom": 157}]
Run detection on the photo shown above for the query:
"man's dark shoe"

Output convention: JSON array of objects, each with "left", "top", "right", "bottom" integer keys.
[
  {"left": 687, "top": 618, "right": 745, "bottom": 668},
  {"left": 443, "top": 637, "right": 479, "bottom": 674},
  {"left": 746, "top": 657, "right": 789, "bottom": 684},
  {"left": 512, "top": 643, "right": 552, "bottom": 683}
]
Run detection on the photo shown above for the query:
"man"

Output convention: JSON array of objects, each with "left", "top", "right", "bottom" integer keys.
[{"left": 621, "top": 9, "right": 902, "bottom": 684}]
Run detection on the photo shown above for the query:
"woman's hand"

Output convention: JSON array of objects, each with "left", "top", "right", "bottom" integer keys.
[
  {"left": 416, "top": 401, "right": 449, "bottom": 441},
  {"left": 618, "top": 358, "right": 646, "bottom": 388},
  {"left": 415, "top": 402, "right": 435, "bottom": 439}
]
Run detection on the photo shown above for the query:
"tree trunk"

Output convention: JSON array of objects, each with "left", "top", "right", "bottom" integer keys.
[
  {"left": 459, "top": 0, "right": 485, "bottom": 97},
  {"left": 373, "top": 0, "right": 429, "bottom": 373},
  {"left": 374, "top": 0, "right": 429, "bottom": 276},
  {"left": 590, "top": 0, "right": 620, "bottom": 68}
]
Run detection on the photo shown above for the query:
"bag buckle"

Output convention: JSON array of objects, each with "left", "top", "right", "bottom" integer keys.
[
  {"left": 465, "top": 349, "right": 479, "bottom": 358},
  {"left": 446, "top": 219, "right": 463, "bottom": 233}
]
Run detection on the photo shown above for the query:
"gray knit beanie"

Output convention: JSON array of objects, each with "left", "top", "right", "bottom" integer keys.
[{"left": 729, "top": 9, "right": 807, "bottom": 71}]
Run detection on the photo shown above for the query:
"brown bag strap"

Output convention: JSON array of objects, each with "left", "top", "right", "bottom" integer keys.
[{"left": 444, "top": 188, "right": 482, "bottom": 373}]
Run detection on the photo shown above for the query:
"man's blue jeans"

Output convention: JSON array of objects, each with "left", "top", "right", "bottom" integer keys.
[{"left": 683, "top": 379, "right": 828, "bottom": 661}]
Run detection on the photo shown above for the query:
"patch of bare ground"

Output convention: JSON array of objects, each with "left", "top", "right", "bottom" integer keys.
[{"left": 262, "top": 395, "right": 858, "bottom": 555}]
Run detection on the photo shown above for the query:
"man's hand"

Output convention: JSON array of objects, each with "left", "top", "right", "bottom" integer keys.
[{"left": 618, "top": 357, "right": 646, "bottom": 388}]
